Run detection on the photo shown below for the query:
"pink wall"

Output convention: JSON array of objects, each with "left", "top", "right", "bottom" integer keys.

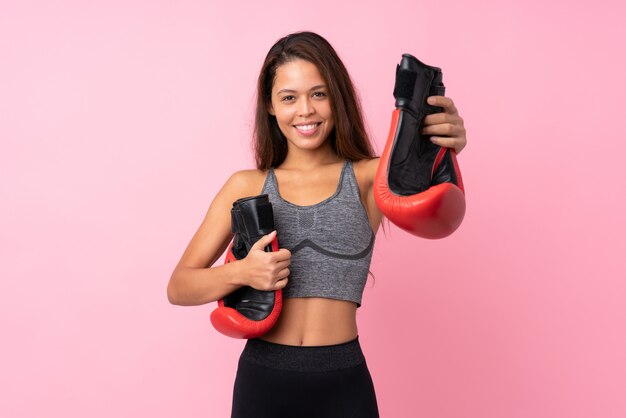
[{"left": 2, "top": 1, "right": 625, "bottom": 417}]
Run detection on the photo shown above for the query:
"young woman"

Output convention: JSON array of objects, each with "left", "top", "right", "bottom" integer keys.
[{"left": 167, "top": 31, "right": 467, "bottom": 418}]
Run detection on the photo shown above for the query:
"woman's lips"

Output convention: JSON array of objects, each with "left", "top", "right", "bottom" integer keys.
[{"left": 294, "top": 122, "right": 322, "bottom": 136}]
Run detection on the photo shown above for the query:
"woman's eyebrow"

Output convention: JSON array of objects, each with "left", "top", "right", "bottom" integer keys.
[{"left": 276, "top": 84, "right": 327, "bottom": 95}]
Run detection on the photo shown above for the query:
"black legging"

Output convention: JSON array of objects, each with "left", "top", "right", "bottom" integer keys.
[{"left": 231, "top": 336, "right": 380, "bottom": 418}]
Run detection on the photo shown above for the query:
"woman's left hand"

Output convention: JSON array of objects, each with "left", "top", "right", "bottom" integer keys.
[{"left": 421, "top": 96, "right": 467, "bottom": 155}]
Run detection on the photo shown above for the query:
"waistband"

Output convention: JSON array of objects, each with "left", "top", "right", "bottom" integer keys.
[{"left": 239, "top": 336, "right": 366, "bottom": 372}]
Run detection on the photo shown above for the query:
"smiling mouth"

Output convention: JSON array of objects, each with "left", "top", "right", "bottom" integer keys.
[{"left": 294, "top": 122, "right": 322, "bottom": 132}]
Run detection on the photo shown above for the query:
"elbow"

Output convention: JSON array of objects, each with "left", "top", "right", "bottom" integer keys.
[
  {"left": 166, "top": 284, "right": 178, "bottom": 305},
  {"left": 166, "top": 276, "right": 184, "bottom": 306},
  {"left": 166, "top": 268, "right": 218, "bottom": 306},
  {"left": 166, "top": 277, "right": 208, "bottom": 306}
]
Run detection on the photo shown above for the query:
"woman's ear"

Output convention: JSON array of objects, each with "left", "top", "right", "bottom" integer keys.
[{"left": 268, "top": 103, "right": 275, "bottom": 116}]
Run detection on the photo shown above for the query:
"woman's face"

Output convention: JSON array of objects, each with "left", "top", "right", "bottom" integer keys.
[{"left": 269, "top": 59, "right": 335, "bottom": 153}]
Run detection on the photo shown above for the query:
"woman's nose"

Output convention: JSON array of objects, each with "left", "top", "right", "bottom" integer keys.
[{"left": 297, "top": 98, "right": 315, "bottom": 116}]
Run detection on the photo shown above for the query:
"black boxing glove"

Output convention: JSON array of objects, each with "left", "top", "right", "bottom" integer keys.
[
  {"left": 210, "top": 195, "right": 282, "bottom": 339},
  {"left": 374, "top": 53, "right": 466, "bottom": 239}
]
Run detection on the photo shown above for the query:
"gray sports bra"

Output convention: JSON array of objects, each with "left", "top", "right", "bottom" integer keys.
[{"left": 261, "top": 160, "right": 375, "bottom": 307}]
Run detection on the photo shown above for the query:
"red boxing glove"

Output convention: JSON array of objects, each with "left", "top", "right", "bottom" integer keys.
[
  {"left": 210, "top": 195, "right": 283, "bottom": 339},
  {"left": 374, "top": 54, "right": 465, "bottom": 239}
]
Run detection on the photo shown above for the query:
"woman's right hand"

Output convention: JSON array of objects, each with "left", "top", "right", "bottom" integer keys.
[{"left": 241, "top": 230, "right": 291, "bottom": 291}]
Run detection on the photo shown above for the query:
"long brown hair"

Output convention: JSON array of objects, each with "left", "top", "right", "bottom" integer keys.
[{"left": 254, "top": 31, "right": 376, "bottom": 169}]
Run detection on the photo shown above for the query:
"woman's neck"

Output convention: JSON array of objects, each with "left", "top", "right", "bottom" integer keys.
[{"left": 279, "top": 144, "right": 342, "bottom": 171}]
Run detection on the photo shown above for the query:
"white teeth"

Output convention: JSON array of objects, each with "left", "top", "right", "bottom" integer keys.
[{"left": 295, "top": 123, "right": 319, "bottom": 132}]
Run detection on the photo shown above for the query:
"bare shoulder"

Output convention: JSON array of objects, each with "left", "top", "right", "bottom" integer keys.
[
  {"left": 172, "top": 168, "right": 268, "bottom": 271},
  {"left": 352, "top": 157, "right": 380, "bottom": 189},
  {"left": 225, "top": 168, "right": 268, "bottom": 199}
]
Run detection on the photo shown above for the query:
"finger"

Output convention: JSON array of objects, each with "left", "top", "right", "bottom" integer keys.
[
  {"left": 430, "top": 136, "right": 466, "bottom": 154},
  {"left": 422, "top": 112, "right": 461, "bottom": 126},
  {"left": 275, "top": 259, "right": 291, "bottom": 270},
  {"left": 427, "top": 96, "right": 458, "bottom": 115},
  {"left": 273, "top": 248, "right": 292, "bottom": 261},
  {"left": 250, "top": 230, "right": 277, "bottom": 250},
  {"left": 277, "top": 267, "right": 290, "bottom": 280},
  {"left": 422, "top": 123, "right": 462, "bottom": 137},
  {"left": 275, "top": 276, "right": 289, "bottom": 289}
]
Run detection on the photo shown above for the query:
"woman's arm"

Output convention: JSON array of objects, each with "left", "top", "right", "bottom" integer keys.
[{"left": 166, "top": 170, "right": 290, "bottom": 306}]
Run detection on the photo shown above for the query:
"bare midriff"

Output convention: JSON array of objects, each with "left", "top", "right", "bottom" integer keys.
[{"left": 258, "top": 297, "right": 358, "bottom": 346}]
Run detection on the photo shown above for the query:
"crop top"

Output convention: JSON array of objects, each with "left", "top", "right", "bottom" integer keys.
[{"left": 261, "top": 160, "right": 376, "bottom": 307}]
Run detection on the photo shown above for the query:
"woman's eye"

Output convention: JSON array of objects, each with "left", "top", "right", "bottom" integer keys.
[
  {"left": 313, "top": 91, "right": 327, "bottom": 98},
  {"left": 281, "top": 95, "right": 295, "bottom": 102}
]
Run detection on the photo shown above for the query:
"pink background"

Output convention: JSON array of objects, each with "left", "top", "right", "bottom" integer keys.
[{"left": 2, "top": 1, "right": 625, "bottom": 417}]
